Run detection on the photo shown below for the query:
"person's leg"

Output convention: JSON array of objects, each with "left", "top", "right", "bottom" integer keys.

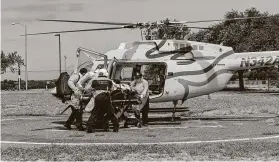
[
  {"left": 106, "top": 103, "right": 119, "bottom": 132},
  {"left": 142, "top": 97, "right": 150, "bottom": 126},
  {"left": 64, "top": 106, "right": 75, "bottom": 129},
  {"left": 75, "top": 109, "right": 84, "bottom": 131},
  {"left": 70, "top": 95, "right": 85, "bottom": 131},
  {"left": 86, "top": 105, "right": 99, "bottom": 133}
]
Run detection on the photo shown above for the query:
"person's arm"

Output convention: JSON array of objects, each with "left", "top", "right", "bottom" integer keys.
[
  {"left": 84, "top": 78, "right": 93, "bottom": 91},
  {"left": 83, "top": 79, "right": 95, "bottom": 97},
  {"left": 68, "top": 74, "right": 79, "bottom": 92},
  {"left": 111, "top": 80, "right": 118, "bottom": 90},
  {"left": 77, "top": 72, "right": 91, "bottom": 90},
  {"left": 130, "top": 80, "right": 136, "bottom": 90},
  {"left": 141, "top": 79, "right": 149, "bottom": 97}
]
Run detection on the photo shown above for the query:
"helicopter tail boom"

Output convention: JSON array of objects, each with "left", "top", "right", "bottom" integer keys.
[{"left": 226, "top": 51, "right": 279, "bottom": 71}]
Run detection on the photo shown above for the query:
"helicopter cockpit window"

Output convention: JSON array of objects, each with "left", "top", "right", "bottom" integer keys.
[
  {"left": 184, "top": 52, "right": 194, "bottom": 59},
  {"left": 96, "top": 64, "right": 104, "bottom": 69},
  {"left": 76, "top": 47, "right": 107, "bottom": 74},
  {"left": 84, "top": 63, "right": 93, "bottom": 71}
]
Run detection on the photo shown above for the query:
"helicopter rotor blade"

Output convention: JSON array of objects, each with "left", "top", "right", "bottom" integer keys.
[
  {"left": 21, "top": 26, "right": 132, "bottom": 36},
  {"left": 187, "top": 26, "right": 212, "bottom": 29},
  {"left": 38, "top": 19, "right": 136, "bottom": 26},
  {"left": 168, "top": 25, "right": 211, "bottom": 30},
  {"left": 184, "top": 16, "right": 279, "bottom": 24}
]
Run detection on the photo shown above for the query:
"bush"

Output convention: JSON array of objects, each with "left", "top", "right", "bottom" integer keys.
[{"left": 1, "top": 80, "right": 57, "bottom": 90}]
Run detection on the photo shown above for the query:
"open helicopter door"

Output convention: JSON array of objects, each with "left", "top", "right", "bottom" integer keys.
[
  {"left": 107, "top": 57, "right": 119, "bottom": 79},
  {"left": 75, "top": 47, "right": 108, "bottom": 74}
]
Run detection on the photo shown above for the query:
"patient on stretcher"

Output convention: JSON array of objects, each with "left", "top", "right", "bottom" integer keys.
[{"left": 83, "top": 78, "right": 134, "bottom": 112}]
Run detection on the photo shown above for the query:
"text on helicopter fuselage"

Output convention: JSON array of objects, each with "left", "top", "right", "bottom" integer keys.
[{"left": 240, "top": 56, "right": 279, "bottom": 67}]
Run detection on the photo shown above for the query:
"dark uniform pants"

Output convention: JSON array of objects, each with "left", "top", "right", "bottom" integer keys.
[
  {"left": 87, "top": 92, "right": 118, "bottom": 129},
  {"left": 133, "top": 96, "right": 150, "bottom": 124},
  {"left": 142, "top": 97, "right": 150, "bottom": 125},
  {"left": 65, "top": 92, "right": 83, "bottom": 128},
  {"left": 65, "top": 107, "right": 83, "bottom": 128}
]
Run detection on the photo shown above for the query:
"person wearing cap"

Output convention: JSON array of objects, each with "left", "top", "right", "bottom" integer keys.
[
  {"left": 130, "top": 72, "right": 150, "bottom": 126},
  {"left": 84, "top": 68, "right": 111, "bottom": 89},
  {"left": 64, "top": 68, "right": 88, "bottom": 131},
  {"left": 132, "top": 65, "right": 142, "bottom": 80}
]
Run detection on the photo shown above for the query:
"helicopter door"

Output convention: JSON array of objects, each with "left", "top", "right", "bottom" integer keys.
[
  {"left": 107, "top": 57, "right": 119, "bottom": 79},
  {"left": 75, "top": 47, "right": 108, "bottom": 73}
]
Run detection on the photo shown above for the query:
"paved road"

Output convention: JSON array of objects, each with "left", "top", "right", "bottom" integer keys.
[{"left": 1, "top": 115, "right": 279, "bottom": 147}]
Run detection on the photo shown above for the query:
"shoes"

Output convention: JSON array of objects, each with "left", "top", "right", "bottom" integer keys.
[
  {"left": 77, "top": 126, "right": 85, "bottom": 131},
  {"left": 86, "top": 126, "right": 95, "bottom": 133},
  {"left": 64, "top": 124, "right": 72, "bottom": 130},
  {"left": 142, "top": 123, "right": 148, "bottom": 126}
]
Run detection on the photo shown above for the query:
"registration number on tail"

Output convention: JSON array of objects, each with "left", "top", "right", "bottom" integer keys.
[{"left": 240, "top": 56, "right": 279, "bottom": 67}]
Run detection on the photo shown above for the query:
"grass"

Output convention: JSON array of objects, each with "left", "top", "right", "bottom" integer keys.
[
  {"left": 1, "top": 141, "right": 279, "bottom": 161},
  {"left": 1, "top": 90, "right": 279, "bottom": 117}
]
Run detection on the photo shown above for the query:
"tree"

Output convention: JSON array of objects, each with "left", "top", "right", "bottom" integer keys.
[
  {"left": 141, "top": 18, "right": 190, "bottom": 76},
  {"left": 1, "top": 50, "right": 24, "bottom": 74},
  {"left": 142, "top": 18, "right": 190, "bottom": 40},
  {"left": 189, "top": 7, "right": 279, "bottom": 90}
]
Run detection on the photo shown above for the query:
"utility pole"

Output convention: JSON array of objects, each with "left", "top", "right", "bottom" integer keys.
[
  {"left": 18, "top": 65, "right": 21, "bottom": 91},
  {"left": 64, "top": 56, "right": 67, "bottom": 72},
  {"left": 12, "top": 22, "right": 28, "bottom": 90},
  {"left": 55, "top": 34, "right": 61, "bottom": 75}
]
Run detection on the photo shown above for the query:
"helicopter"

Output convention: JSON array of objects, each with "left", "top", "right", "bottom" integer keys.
[{"left": 26, "top": 17, "right": 279, "bottom": 119}]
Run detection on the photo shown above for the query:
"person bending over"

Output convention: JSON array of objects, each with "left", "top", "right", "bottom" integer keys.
[{"left": 64, "top": 68, "right": 88, "bottom": 131}]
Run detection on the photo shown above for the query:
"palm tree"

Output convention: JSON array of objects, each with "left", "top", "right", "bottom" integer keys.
[{"left": 1, "top": 50, "right": 24, "bottom": 74}]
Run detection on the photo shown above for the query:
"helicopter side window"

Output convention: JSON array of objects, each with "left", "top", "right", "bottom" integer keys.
[
  {"left": 199, "top": 46, "right": 204, "bottom": 50},
  {"left": 141, "top": 64, "right": 166, "bottom": 95},
  {"left": 192, "top": 45, "right": 198, "bottom": 50},
  {"left": 120, "top": 67, "right": 134, "bottom": 81},
  {"left": 111, "top": 62, "right": 167, "bottom": 97},
  {"left": 180, "top": 44, "right": 185, "bottom": 49},
  {"left": 174, "top": 43, "right": 179, "bottom": 50}
]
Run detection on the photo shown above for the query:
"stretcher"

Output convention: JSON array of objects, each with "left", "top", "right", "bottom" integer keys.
[{"left": 80, "top": 86, "right": 142, "bottom": 132}]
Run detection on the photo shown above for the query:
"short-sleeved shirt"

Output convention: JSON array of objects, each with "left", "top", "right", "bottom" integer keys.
[{"left": 130, "top": 78, "right": 149, "bottom": 97}]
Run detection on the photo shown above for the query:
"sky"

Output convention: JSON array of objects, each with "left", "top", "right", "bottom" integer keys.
[{"left": 1, "top": 0, "right": 279, "bottom": 81}]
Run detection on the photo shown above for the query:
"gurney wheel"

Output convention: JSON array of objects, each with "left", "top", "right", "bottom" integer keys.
[
  {"left": 124, "top": 122, "right": 129, "bottom": 128},
  {"left": 113, "top": 127, "right": 119, "bottom": 132},
  {"left": 137, "top": 122, "right": 142, "bottom": 128},
  {"left": 104, "top": 127, "right": 109, "bottom": 132},
  {"left": 103, "top": 123, "right": 109, "bottom": 132}
]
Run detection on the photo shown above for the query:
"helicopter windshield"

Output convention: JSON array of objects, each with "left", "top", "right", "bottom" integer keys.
[{"left": 75, "top": 48, "right": 107, "bottom": 73}]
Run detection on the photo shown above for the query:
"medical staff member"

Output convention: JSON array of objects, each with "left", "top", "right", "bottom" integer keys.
[
  {"left": 76, "top": 68, "right": 99, "bottom": 91},
  {"left": 64, "top": 68, "right": 88, "bottom": 131},
  {"left": 86, "top": 69, "right": 119, "bottom": 133},
  {"left": 130, "top": 72, "right": 150, "bottom": 126}
]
